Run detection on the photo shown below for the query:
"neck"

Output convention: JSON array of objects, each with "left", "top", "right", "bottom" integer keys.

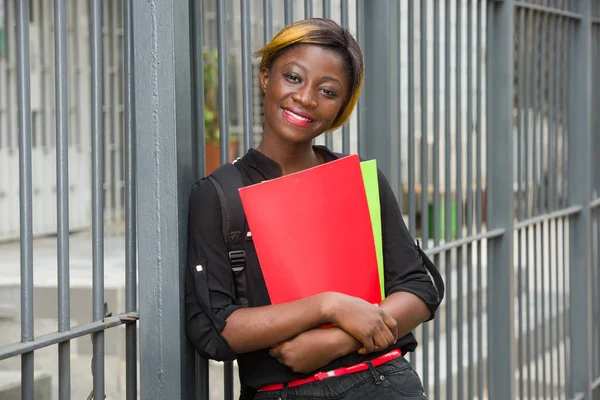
[{"left": 256, "top": 134, "right": 322, "bottom": 176}]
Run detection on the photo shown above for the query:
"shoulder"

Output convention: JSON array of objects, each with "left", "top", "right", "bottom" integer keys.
[{"left": 188, "top": 177, "right": 221, "bottom": 215}]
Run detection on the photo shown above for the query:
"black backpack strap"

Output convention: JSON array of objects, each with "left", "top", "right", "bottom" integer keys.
[
  {"left": 415, "top": 240, "right": 445, "bottom": 302},
  {"left": 206, "top": 163, "right": 249, "bottom": 308}
]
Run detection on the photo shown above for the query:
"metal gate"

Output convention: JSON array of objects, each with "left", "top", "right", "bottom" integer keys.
[{"left": 0, "top": 0, "right": 599, "bottom": 399}]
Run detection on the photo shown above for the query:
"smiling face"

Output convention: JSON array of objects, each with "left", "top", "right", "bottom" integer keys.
[{"left": 259, "top": 44, "right": 350, "bottom": 146}]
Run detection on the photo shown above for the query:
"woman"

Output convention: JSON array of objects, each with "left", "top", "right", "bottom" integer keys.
[{"left": 185, "top": 18, "right": 442, "bottom": 400}]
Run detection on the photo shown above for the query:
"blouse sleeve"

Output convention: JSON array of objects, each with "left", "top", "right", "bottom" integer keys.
[
  {"left": 184, "top": 179, "right": 243, "bottom": 361},
  {"left": 378, "top": 169, "right": 441, "bottom": 320}
]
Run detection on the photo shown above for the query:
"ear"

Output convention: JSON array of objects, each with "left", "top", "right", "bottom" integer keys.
[{"left": 259, "top": 67, "right": 270, "bottom": 94}]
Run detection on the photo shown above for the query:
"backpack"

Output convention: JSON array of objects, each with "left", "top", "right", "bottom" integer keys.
[{"left": 206, "top": 162, "right": 445, "bottom": 309}]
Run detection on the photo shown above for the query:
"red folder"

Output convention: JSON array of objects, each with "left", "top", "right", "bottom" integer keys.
[{"left": 238, "top": 154, "right": 382, "bottom": 305}]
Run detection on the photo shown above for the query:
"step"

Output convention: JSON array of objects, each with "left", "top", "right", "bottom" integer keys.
[{"left": 0, "top": 371, "right": 52, "bottom": 400}]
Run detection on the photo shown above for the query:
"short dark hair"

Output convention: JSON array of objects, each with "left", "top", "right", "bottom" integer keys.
[{"left": 254, "top": 18, "right": 364, "bottom": 130}]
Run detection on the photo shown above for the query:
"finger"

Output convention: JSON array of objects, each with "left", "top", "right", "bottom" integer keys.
[
  {"left": 269, "top": 347, "right": 281, "bottom": 358},
  {"left": 381, "top": 323, "right": 396, "bottom": 346},
  {"left": 382, "top": 313, "right": 399, "bottom": 339},
  {"left": 361, "top": 336, "right": 376, "bottom": 354},
  {"left": 372, "top": 330, "right": 390, "bottom": 351}
]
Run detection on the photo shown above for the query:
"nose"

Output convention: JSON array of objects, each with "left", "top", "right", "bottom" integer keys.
[{"left": 291, "top": 87, "right": 317, "bottom": 109}]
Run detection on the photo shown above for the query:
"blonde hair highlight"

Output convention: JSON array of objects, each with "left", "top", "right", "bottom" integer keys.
[{"left": 254, "top": 19, "right": 364, "bottom": 131}]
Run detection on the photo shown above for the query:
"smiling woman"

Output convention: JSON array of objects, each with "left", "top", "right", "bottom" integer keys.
[{"left": 184, "top": 18, "right": 440, "bottom": 400}]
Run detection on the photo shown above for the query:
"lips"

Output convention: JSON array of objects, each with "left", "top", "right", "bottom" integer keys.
[{"left": 282, "top": 107, "right": 314, "bottom": 127}]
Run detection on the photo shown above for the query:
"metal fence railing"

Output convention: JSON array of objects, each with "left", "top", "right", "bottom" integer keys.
[
  {"left": 1, "top": 0, "right": 599, "bottom": 399},
  {"left": 0, "top": 0, "right": 138, "bottom": 399}
]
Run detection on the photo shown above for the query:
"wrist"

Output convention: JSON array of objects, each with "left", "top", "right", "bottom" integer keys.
[
  {"left": 318, "top": 292, "right": 335, "bottom": 323},
  {"left": 329, "top": 328, "right": 361, "bottom": 359}
]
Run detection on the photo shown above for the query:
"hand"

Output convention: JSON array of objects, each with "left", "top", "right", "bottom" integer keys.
[
  {"left": 324, "top": 293, "right": 398, "bottom": 354},
  {"left": 269, "top": 329, "right": 342, "bottom": 374}
]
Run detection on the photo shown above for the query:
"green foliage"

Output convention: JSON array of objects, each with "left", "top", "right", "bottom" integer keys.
[{"left": 203, "top": 50, "right": 220, "bottom": 145}]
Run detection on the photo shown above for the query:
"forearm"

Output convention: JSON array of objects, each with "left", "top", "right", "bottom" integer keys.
[
  {"left": 319, "top": 292, "right": 430, "bottom": 358},
  {"left": 379, "top": 291, "right": 431, "bottom": 338},
  {"left": 221, "top": 292, "right": 331, "bottom": 354}
]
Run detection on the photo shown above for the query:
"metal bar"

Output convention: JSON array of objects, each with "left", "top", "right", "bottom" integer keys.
[
  {"left": 112, "top": 0, "right": 123, "bottom": 224},
  {"left": 263, "top": 0, "right": 272, "bottom": 44},
  {"left": 555, "top": 216, "right": 562, "bottom": 398},
  {"left": 444, "top": 1, "right": 453, "bottom": 395},
  {"left": 432, "top": 0, "right": 441, "bottom": 397},
  {"left": 133, "top": 0, "right": 196, "bottom": 396},
  {"left": 455, "top": 2, "right": 464, "bottom": 397},
  {"left": 532, "top": 11, "right": 540, "bottom": 219},
  {"left": 190, "top": 1, "right": 209, "bottom": 393},
  {"left": 241, "top": 0, "right": 253, "bottom": 152},
  {"left": 547, "top": 14, "right": 557, "bottom": 400},
  {"left": 0, "top": 312, "right": 140, "bottom": 360},
  {"left": 102, "top": 0, "right": 113, "bottom": 224},
  {"left": 217, "top": 0, "right": 229, "bottom": 164},
  {"left": 569, "top": 1, "right": 594, "bottom": 398},
  {"left": 419, "top": 0, "right": 429, "bottom": 389},
  {"left": 524, "top": 8, "right": 532, "bottom": 220},
  {"left": 562, "top": 215, "right": 568, "bottom": 397},
  {"left": 192, "top": 0, "right": 206, "bottom": 179},
  {"left": 515, "top": 206, "right": 583, "bottom": 234},
  {"left": 123, "top": 1, "right": 138, "bottom": 398},
  {"left": 590, "top": 197, "right": 600, "bottom": 209},
  {"left": 427, "top": 229, "right": 506, "bottom": 256},
  {"left": 466, "top": 1, "right": 474, "bottom": 397},
  {"left": 561, "top": 19, "right": 568, "bottom": 211},
  {"left": 15, "top": 0, "right": 34, "bottom": 396},
  {"left": 396, "top": 0, "right": 402, "bottom": 212},
  {"left": 360, "top": 1, "right": 392, "bottom": 181},
  {"left": 54, "top": 0, "right": 71, "bottom": 397},
  {"left": 476, "top": 1, "right": 484, "bottom": 397},
  {"left": 90, "top": 0, "right": 105, "bottom": 397},
  {"left": 514, "top": 1, "right": 582, "bottom": 20},
  {"left": 523, "top": 9, "right": 533, "bottom": 398},
  {"left": 224, "top": 361, "right": 234, "bottom": 400},
  {"left": 323, "top": 0, "right": 331, "bottom": 18},
  {"left": 549, "top": 14, "right": 557, "bottom": 213},
  {"left": 516, "top": 7, "right": 526, "bottom": 399},
  {"left": 341, "top": 0, "right": 350, "bottom": 154},
  {"left": 407, "top": 0, "right": 415, "bottom": 237},
  {"left": 486, "top": 1, "right": 516, "bottom": 398},
  {"left": 284, "top": 0, "right": 293, "bottom": 24},
  {"left": 324, "top": 0, "right": 332, "bottom": 150},
  {"left": 356, "top": 0, "right": 365, "bottom": 155},
  {"left": 304, "top": 0, "right": 312, "bottom": 18},
  {"left": 408, "top": 0, "right": 416, "bottom": 368}
]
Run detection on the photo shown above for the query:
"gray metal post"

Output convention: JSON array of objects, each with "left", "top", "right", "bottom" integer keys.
[
  {"left": 486, "top": 1, "right": 516, "bottom": 399},
  {"left": 15, "top": 0, "right": 34, "bottom": 397},
  {"left": 569, "top": 0, "right": 593, "bottom": 398},
  {"left": 359, "top": 0, "right": 398, "bottom": 180},
  {"left": 133, "top": 1, "right": 195, "bottom": 398}
]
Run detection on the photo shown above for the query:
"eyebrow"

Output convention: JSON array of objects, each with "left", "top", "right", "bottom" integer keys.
[{"left": 284, "top": 61, "right": 342, "bottom": 86}]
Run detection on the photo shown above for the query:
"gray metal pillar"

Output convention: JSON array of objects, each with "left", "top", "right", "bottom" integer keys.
[
  {"left": 569, "top": 1, "right": 593, "bottom": 398},
  {"left": 359, "top": 0, "right": 398, "bottom": 180},
  {"left": 133, "top": 1, "right": 196, "bottom": 398},
  {"left": 486, "top": 1, "right": 516, "bottom": 399}
]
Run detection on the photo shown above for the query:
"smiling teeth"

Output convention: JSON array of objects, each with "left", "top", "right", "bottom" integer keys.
[{"left": 284, "top": 109, "right": 311, "bottom": 122}]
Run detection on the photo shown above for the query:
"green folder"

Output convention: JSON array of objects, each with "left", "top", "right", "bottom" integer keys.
[{"left": 360, "top": 160, "right": 385, "bottom": 300}]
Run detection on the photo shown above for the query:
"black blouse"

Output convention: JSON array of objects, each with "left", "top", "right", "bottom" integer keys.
[{"left": 184, "top": 145, "right": 441, "bottom": 391}]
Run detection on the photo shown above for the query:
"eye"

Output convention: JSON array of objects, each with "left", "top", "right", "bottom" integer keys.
[
  {"left": 320, "top": 88, "right": 337, "bottom": 98},
  {"left": 284, "top": 73, "right": 301, "bottom": 83}
]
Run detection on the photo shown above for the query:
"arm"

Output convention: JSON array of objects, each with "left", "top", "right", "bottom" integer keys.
[
  {"left": 185, "top": 180, "right": 398, "bottom": 359},
  {"left": 271, "top": 169, "right": 441, "bottom": 369},
  {"left": 269, "top": 292, "right": 430, "bottom": 373}
]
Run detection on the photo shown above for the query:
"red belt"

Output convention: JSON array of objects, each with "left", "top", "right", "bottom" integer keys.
[{"left": 258, "top": 349, "right": 403, "bottom": 392}]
